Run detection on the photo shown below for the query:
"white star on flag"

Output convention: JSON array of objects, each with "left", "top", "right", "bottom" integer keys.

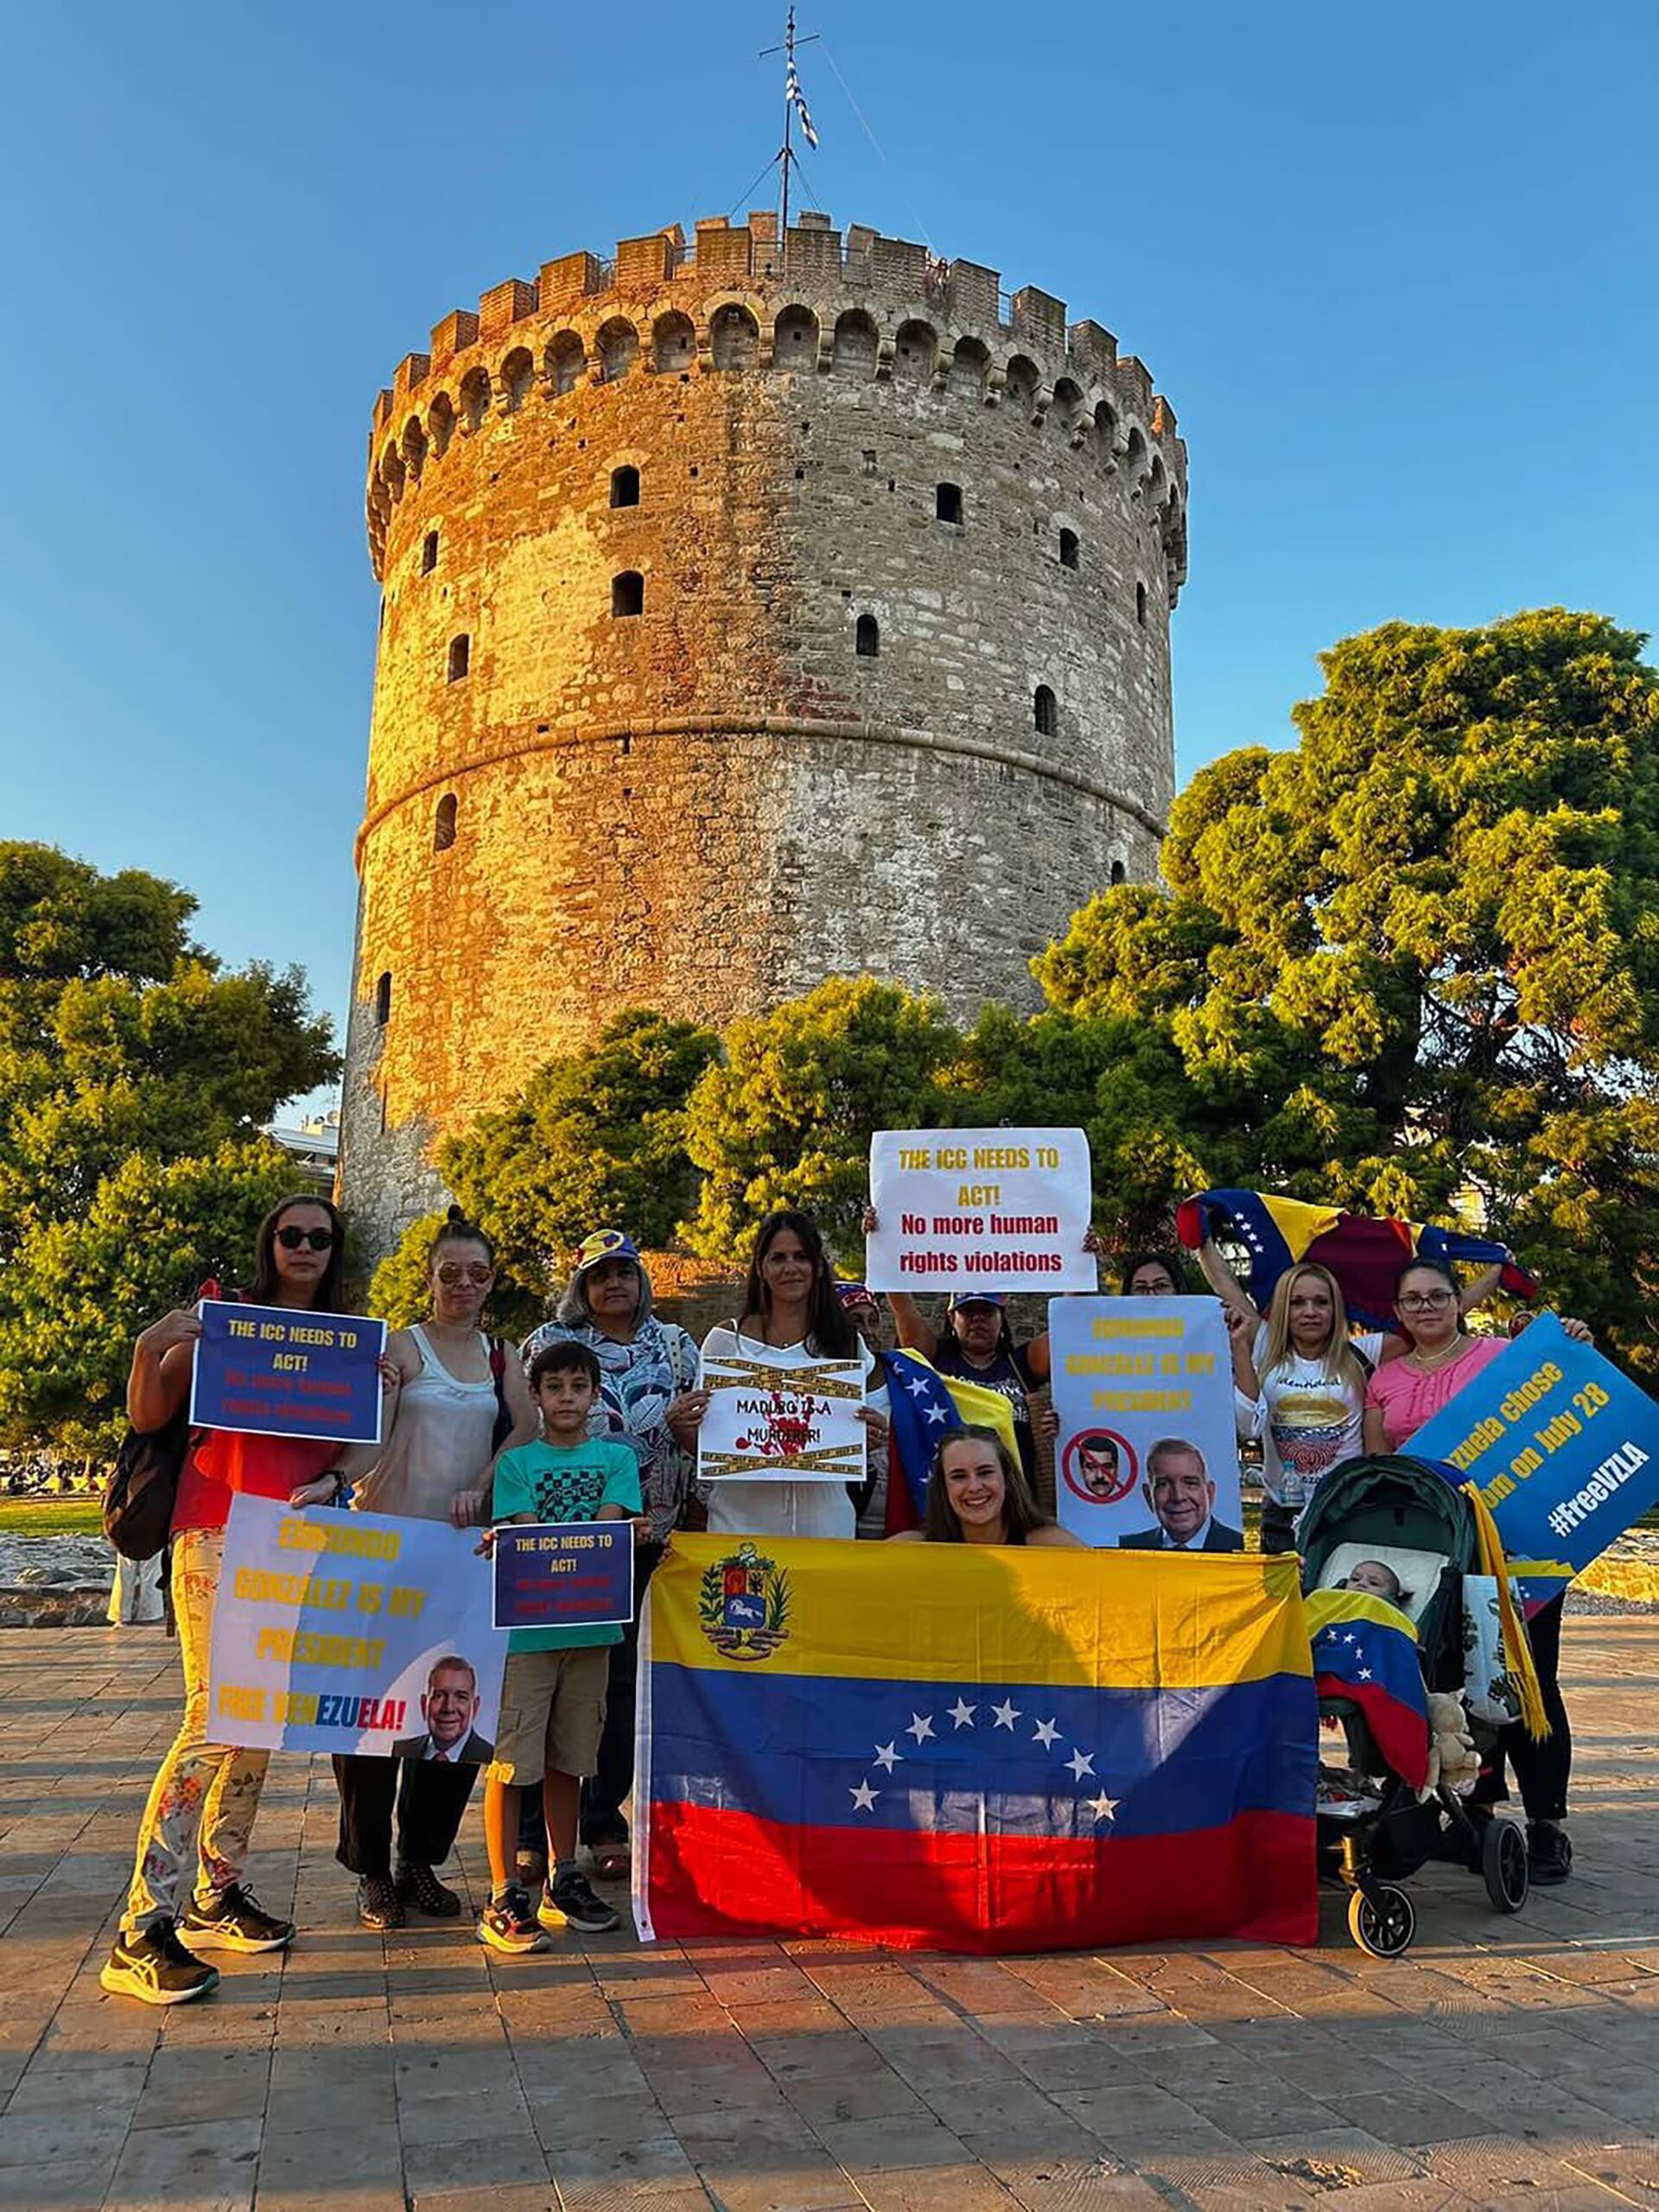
[
  {"left": 1033, "top": 1718, "right": 1060, "bottom": 1749},
  {"left": 1086, "top": 1791, "right": 1119, "bottom": 1821},
  {"left": 991, "top": 1699, "right": 1020, "bottom": 1729},
  {"left": 1065, "top": 1749, "right": 1096, "bottom": 1780},
  {"left": 873, "top": 1741, "right": 900, "bottom": 1771},
  {"left": 850, "top": 1780, "right": 879, "bottom": 1811},
  {"left": 906, "top": 1712, "right": 937, "bottom": 1744},
  {"left": 1357, "top": 1668, "right": 1373, "bottom": 1681},
  {"left": 923, "top": 1403, "right": 949, "bottom": 1426},
  {"left": 905, "top": 1375, "right": 930, "bottom": 1397},
  {"left": 948, "top": 1698, "right": 976, "bottom": 1730}
]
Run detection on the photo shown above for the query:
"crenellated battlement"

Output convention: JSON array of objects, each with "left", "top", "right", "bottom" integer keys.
[{"left": 364, "top": 211, "right": 1187, "bottom": 595}]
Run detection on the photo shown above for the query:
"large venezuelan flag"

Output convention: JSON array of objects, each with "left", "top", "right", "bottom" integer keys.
[{"left": 635, "top": 1538, "right": 1318, "bottom": 1953}]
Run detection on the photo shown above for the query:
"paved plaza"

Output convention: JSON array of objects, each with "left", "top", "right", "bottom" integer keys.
[{"left": 2, "top": 1621, "right": 1657, "bottom": 2212}]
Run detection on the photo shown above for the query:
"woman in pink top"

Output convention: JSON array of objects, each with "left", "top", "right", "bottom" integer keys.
[{"left": 1363, "top": 1257, "right": 1593, "bottom": 1886}]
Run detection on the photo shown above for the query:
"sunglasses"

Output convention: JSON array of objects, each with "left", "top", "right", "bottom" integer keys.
[
  {"left": 436, "top": 1263, "right": 493, "bottom": 1287},
  {"left": 276, "top": 1226, "right": 335, "bottom": 1252}
]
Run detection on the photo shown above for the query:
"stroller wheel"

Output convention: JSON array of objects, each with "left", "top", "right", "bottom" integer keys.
[
  {"left": 1482, "top": 1816, "right": 1529, "bottom": 1913},
  {"left": 1347, "top": 1882, "right": 1415, "bottom": 1957}
]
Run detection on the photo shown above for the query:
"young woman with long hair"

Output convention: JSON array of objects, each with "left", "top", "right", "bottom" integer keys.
[{"left": 889, "top": 1426, "right": 1083, "bottom": 1548}]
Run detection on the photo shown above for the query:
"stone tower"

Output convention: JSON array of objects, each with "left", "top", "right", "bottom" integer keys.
[{"left": 341, "top": 212, "right": 1188, "bottom": 1248}]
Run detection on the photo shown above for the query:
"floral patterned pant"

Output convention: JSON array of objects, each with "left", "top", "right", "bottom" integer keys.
[{"left": 123, "top": 1528, "right": 270, "bottom": 1934}]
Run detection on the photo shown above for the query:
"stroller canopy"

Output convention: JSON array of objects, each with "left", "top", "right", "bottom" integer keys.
[{"left": 1299, "top": 1454, "right": 1478, "bottom": 1593}]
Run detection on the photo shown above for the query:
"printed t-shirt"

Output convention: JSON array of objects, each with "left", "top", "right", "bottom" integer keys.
[
  {"left": 1365, "top": 1336, "right": 1507, "bottom": 1453},
  {"left": 929, "top": 1339, "right": 1040, "bottom": 1481},
  {"left": 492, "top": 1437, "right": 641, "bottom": 1654},
  {"left": 172, "top": 1429, "right": 338, "bottom": 1535},
  {"left": 1243, "top": 1325, "right": 1386, "bottom": 1510}
]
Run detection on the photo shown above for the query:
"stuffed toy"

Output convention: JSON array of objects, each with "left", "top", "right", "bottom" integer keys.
[{"left": 1421, "top": 1690, "right": 1479, "bottom": 1798}]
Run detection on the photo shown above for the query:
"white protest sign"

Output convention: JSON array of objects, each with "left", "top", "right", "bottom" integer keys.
[
  {"left": 209, "top": 1495, "right": 505, "bottom": 1761},
  {"left": 697, "top": 1344, "right": 868, "bottom": 1485},
  {"left": 1049, "top": 1296, "right": 1243, "bottom": 1551},
  {"left": 866, "top": 1128, "right": 1094, "bottom": 1294}
]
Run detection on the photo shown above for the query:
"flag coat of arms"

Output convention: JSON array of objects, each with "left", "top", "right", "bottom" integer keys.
[{"left": 635, "top": 1538, "right": 1318, "bottom": 1952}]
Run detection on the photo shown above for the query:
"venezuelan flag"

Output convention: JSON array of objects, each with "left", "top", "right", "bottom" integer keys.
[
  {"left": 635, "top": 1538, "right": 1318, "bottom": 1953},
  {"left": 1305, "top": 1588, "right": 1430, "bottom": 1789},
  {"left": 880, "top": 1347, "right": 1021, "bottom": 1529}
]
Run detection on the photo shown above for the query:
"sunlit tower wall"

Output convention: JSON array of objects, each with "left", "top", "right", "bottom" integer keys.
[{"left": 341, "top": 211, "right": 1189, "bottom": 1249}]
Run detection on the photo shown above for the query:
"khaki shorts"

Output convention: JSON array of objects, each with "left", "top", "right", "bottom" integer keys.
[{"left": 489, "top": 1645, "right": 609, "bottom": 1786}]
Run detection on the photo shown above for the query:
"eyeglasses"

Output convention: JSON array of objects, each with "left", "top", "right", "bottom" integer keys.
[
  {"left": 436, "top": 1264, "right": 493, "bottom": 1287},
  {"left": 276, "top": 1226, "right": 335, "bottom": 1252},
  {"left": 1398, "top": 1290, "right": 1454, "bottom": 1312}
]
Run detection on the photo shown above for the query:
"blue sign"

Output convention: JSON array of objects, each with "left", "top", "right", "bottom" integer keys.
[
  {"left": 1411, "top": 1315, "right": 1659, "bottom": 1575},
  {"left": 493, "top": 1522, "right": 634, "bottom": 1632},
  {"left": 188, "top": 1300, "right": 386, "bottom": 1446}
]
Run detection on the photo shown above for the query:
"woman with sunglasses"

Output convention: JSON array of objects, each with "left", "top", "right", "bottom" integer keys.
[
  {"left": 334, "top": 1209, "right": 536, "bottom": 1929},
  {"left": 104, "top": 1194, "right": 389, "bottom": 2007}
]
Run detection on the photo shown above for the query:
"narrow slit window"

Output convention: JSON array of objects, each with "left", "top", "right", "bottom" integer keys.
[
  {"left": 421, "top": 530, "right": 439, "bottom": 575},
  {"left": 1109, "top": 860, "right": 1127, "bottom": 887},
  {"left": 612, "top": 570, "right": 644, "bottom": 618},
  {"left": 1033, "top": 684, "right": 1058, "bottom": 737},
  {"left": 1058, "top": 529, "right": 1079, "bottom": 570},
  {"left": 447, "top": 634, "right": 470, "bottom": 682},
  {"left": 1136, "top": 582, "right": 1148, "bottom": 627},
  {"left": 855, "top": 614, "right": 880, "bottom": 658},
  {"left": 434, "top": 793, "right": 457, "bottom": 851},
  {"left": 374, "top": 972, "right": 392, "bottom": 1026},
  {"left": 935, "top": 481, "right": 963, "bottom": 525},
  {"left": 610, "top": 465, "right": 639, "bottom": 509}
]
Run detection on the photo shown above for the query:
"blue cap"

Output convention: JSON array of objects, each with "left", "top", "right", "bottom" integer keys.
[
  {"left": 948, "top": 1290, "right": 1007, "bottom": 1312},
  {"left": 573, "top": 1229, "right": 640, "bottom": 1274}
]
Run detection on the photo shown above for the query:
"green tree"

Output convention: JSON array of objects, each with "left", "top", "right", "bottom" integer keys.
[
  {"left": 0, "top": 844, "right": 340, "bottom": 1449},
  {"left": 1037, "top": 611, "right": 1659, "bottom": 1370},
  {"left": 683, "top": 977, "right": 963, "bottom": 1263}
]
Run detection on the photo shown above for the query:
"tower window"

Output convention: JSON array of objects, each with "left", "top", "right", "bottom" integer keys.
[
  {"left": 374, "top": 972, "right": 392, "bottom": 1026},
  {"left": 1033, "top": 684, "right": 1058, "bottom": 737},
  {"left": 1058, "top": 529, "right": 1079, "bottom": 570},
  {"left": 447, "top": 634, "right": 469, "bottom": 682},
  {"left": 935, "top": 482, "right": 963, "bottom": 525},
  {"left": 612, "top": 570, "right": 644, "bottom": 618},
  {"left": 1136, "top": 582, "right": 1148, "bottom": 627},
  {"left": 1109, "top": 860, "right": 1127, "bottom": 887},
  {"left": 855, "top": 614, "right": 880, "bottom": 659},
  {"left": 861, "top": 449, "right": 877, "bottom": 476},
  {"left": 421, "top": 530, "right": 439, "bottom": 575},
  {"left": 610, "top": 465, "right": 639, "bottom": 509},
  {"left": 434, "top": 793, "right": 457, "bottom": 851}
]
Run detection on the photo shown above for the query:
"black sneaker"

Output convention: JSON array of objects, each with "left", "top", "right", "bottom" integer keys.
[
  {"left": 477, "top": 1887, "right": 548, "bottom": 1955},
  {"left": 1528, "top": 1821, "right": 1573, "bottom": 1884},
  {"left": 543, "top": 1869, "right": 620, "bottom": 1935},
  {"left": 356, "top": 1873, "right": 405, "bottom": 1930},
  {"left": 396, "top": 1861, "right": 461, "bottom": 1918},
  {"left": 180, "top": 1883, "right": 296, "bottom": 1954},
  {"left": 100, "top": 1920, "right": 220, "bottom": 2007}
]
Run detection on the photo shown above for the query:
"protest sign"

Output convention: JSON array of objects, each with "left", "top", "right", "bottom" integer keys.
[
  {"left": 698, "top": 1344, "right": 868, "bottom": 1484},
  {"left": 208, "top": 1495, "right": 504, "bottom": 1761},
  {"left": 1049, "top": 1295, "right": 1243, "bottom": 1551},
  {"left": 190, "top": 1299, "right": 385, "bottom": 1445},
  {"left": 493, "top": 1522, "right": 634, "bottom": 1633},
  {"left": 1411, "top": 1315, "right": 1659, "bottom": 1576},
  {"left": 866, "top": 1128, "right": 1094, "bottom": 1294}
]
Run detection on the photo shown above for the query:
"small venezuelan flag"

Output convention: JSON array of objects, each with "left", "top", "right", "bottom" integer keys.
[
  {"left": 1305, "top": 1587, "right": 1430, "bottom": 1789},
  {"left": 635, "top": 1539, "right": 1319, "bottom": 1953}
]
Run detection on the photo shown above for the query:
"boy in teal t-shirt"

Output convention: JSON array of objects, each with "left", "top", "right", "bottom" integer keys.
[{"left": 479, "top": 1339, "right": 640, "bottom": 1952}]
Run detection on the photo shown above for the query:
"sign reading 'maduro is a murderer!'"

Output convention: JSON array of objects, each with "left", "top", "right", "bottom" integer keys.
[{"left": 865, "top": 1128, "right": 1094, "bottom": 1294}]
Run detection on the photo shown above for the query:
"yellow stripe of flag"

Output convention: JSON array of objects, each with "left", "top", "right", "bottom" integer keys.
[{"left": 654, "top": 1535, "right": 1312, "bottom": 1690}]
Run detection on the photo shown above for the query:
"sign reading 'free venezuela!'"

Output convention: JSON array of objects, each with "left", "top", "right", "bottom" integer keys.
[
  {"left": 865, "top": 1128, "right": 1095, "bottom": 1294},
  {"left": 1411, "top": 1314, "right": 1659, "bottom": 1576},
  {"left": 189, "top": 1299, "right": 386, "bottom": 1445}
]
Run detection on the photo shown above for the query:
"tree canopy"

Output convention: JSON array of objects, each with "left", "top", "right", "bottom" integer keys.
[{"left": 0, "top": 844, "right": 338, "bottom": 1451}]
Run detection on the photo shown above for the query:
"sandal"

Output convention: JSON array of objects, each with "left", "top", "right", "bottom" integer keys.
[{"left": 589, "top": 1844, "right": 631, "bottom": 1882}]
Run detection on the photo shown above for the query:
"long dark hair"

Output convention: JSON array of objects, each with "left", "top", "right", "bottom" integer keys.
[
  {"left": 741, "top": 1208, "right": 855, "bottom": 1358},
  {"left": 1394, "top": 1255, "right": 1465, "bottom": 1342},
  {"left": 250, "top": 1192, "right": 347, "bottom": 1311},
  {"left": 1119, "top": 1249, "right": 1189, "bottom": 1295},
  {"left": 922, "top": 1424, "right": 1047, "bottom": 1544}
]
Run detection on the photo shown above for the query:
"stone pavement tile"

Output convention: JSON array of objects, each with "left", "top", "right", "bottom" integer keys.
[
  {"left": 0, "top": 2152, "right": 121, "bottom": 2212},
  {"left": 1050, "top": 2082, "right": 1236, "bottom": 2157},
  {"left": 747, "top": 2025, "right": 897, "bottom": 2083},
  {"left": 543, "top": 2132, "right": 702, "bottom": 2199},
  {"left": 256, "top": 2122, "right": 405, "bottom": 2196},
  {"left": 912, "top": 1960, "right": 1066, "bottom": 2017},
  {"left": 1340, "top": 2085, "right": 1511, "bottom": 2148},
  {"left": 724, "top": 1999, "right": 850, "bottom": 2039},
  {"left": 777, "top": 2067, "right": 930, "bottom": 2129},
  {"left": 402, "top": 2132, "right": 552, "bottom": 2195},
  {"left": 1179, "top": 2079, "right": 1346, "bottom": 2143},
  {"left": 105, "top": 2113, "right": 262, "bottom": 2211},
  {"left": 405, "top": 2189, "right": 561, "bottom": 2212},
  {"left": 1563, "top": 2139, "right": 1659, "bottom": 2207},
  {"left": 397, "top": 2082, "right": 532, "bottom": 2146},
  {"left": 1000, "top": 2033, "right": 1149, "bottom": 2094},
  {"left": 37, "top": 2001, "right": 162, "bottom": 2063},
  {"left": 132, "top": 2044, "right": 270, "bottom": 2127},
  {"left": 264, "top": 2065, "right": 397, "bottom": 2136},
  {"left": 395, "top": 2040, "right": 516, "bottom": 2097},
  {"left": 509, "top": 2039, "right": 650, "bottom": 2101},
  {"left": 1246, "top": 2126, "right": 1428, "bottom": 2188},
  {"left": 690, "top": 1953, "right": 823, "bottom": 2010},
  {"left": 915, "top": 2078, "right": 1070, "bottom": 2137},
  {"left": 527, "top": 2086, "right": 669, "bottom": 2151},
  {"left": 675, "top": 2104, "right": 862, "bottom": 2212},
  {"left": 0, "top": 2106, "right": 121, "bottom": 2166},
  {"left": 850, "top": 2163, "right": 1021, "bottom": 2210},
  {"left": 810, "top": 2107, "right": 972, "bottom": 2174},
  {"left": 652, "top": 2060, "right": 802, "bottom": 2120},
  {"left": 255, "top": 2187, "right": 408, "bottom": 2212},
  {"left": 861, "top": 2025, "right": 1009, "bottom": 2088},
  {"left": 1417, "top": 2133, "right": 1630, "bottom": 2201}
]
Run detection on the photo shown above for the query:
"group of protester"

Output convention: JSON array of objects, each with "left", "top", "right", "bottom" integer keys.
[{"left": 99, "top": 1187, "right": 1592, "bottom": 2005}]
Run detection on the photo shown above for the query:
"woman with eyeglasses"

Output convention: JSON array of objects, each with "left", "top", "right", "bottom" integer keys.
[
  {"left": 334, "top": 1208, "right": 536, "bottom": 1929},
  {"left": 104, "top": 1194, "right": 388, "bottom": 2008}
]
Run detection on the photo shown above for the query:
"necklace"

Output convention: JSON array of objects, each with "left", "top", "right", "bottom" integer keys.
[{"left": 1407, "top": 1337, "right": 1467, "bottom": 1373}]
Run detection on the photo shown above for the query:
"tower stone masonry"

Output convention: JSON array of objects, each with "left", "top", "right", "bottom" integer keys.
[{"left": 341, "top": 210, "right": 1188, "bottom": 1250}]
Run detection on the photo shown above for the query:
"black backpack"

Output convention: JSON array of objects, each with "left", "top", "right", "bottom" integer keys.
[{"left": 103, "top": 1404, "right": 198, "bottom": 1561}]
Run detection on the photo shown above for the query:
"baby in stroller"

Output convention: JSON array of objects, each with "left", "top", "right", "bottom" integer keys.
[{"left": 1298, "top": 1456, "right": 1530, "bottom": 1955}]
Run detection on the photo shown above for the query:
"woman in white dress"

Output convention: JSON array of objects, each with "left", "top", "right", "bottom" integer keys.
[{"left": 697, "top": 1210, "right": 887, "bottom": 1541}]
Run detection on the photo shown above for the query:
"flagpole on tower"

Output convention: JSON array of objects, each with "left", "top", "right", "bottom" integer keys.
[{"left": 761, "top": 7, "right": 818, "bottom": 276}]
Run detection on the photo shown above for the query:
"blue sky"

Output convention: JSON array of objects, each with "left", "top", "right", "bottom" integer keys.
[{"left": 3, "top": 3, "right": 1654, "bottom": 1112}]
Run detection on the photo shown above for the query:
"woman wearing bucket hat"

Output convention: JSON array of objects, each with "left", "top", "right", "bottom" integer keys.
[{"left": 517, "top": 1229, "right": 703, "bottom": 1881}]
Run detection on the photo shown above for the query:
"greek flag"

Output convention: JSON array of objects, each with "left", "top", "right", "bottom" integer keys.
[{"left": 786, "top": 57, "right": 819, "bottom": 148}]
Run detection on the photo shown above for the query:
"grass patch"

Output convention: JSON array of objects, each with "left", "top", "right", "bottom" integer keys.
[{"left": 0, "top": 1498, "right": 105, "bottom": 1536}]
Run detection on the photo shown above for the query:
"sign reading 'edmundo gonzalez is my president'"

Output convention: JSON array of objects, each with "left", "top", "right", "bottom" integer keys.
[{"left": 865, "top": 1128, "right": 1095, "bottom": 1294}]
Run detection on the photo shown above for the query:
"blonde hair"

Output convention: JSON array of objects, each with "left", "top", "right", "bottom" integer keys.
[{"left": 1260, "top": 1263, "right": 1369, "bottom": 1396}]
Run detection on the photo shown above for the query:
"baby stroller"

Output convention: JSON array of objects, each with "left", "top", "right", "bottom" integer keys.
[{"left": 1296, "top": 1453, "right": 1530, "bottom": 1956}]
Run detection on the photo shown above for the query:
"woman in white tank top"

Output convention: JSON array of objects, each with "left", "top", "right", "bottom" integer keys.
[{"left": 334, "top": 1212, "right": 535, "bottom": 1930}]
